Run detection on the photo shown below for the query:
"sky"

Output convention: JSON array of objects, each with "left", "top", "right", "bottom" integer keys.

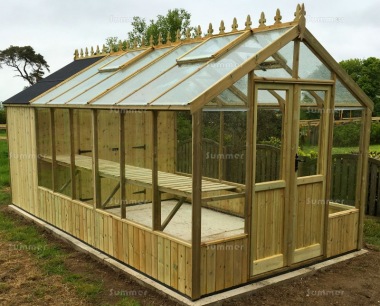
[{"left": 1, "top": 0, "right": 379, "bottom": 102}]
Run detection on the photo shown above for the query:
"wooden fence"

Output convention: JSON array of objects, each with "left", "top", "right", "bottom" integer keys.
[{"left": 177, "top": 139, "right": 380, "bottom": 217}]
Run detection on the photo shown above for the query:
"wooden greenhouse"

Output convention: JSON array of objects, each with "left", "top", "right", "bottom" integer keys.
[{"left": 4, "top": 5, "right": 373, "bottom": 300}]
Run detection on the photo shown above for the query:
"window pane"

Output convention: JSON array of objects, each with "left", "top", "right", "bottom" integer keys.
[
  {"left": 297, "top": 90, "right": 327, "bottom": 177},
  {"left": 54, "top": 109, "right": 71, "bottom": 197},
  {"left": 73, "top": 110, "right": 93, "bottom": 203},
  {"left": 330, "top": 110, "right": 363, "bottom": 207},
  {"left": 36, "top": 108, "right": 52, "bottom": 189},
  {"left": 335, "top": 79, "right": 362, "bottom": 106},
  {"left": 299, "top": 43, "right": 331, "bottom": 79},
  {"left": 256, "top": 97, "right": 283, "bottom": 183}
]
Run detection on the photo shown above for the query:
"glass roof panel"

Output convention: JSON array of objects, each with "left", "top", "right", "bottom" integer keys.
[
  {"left": 335, "top": 79, "right": 362, "bottom": 106},
  {"left": 65, "top": 48, "right": 171, "bottom": 105},
  {"left": 99, "top": 50, "right": 144, "bottom": 70},
  {"left": 32, "top": 56, "right": 117, "bottom": 104},
  {"left": 119, "top": 63, "right": 203, "bottom": 105},
  {"left": 37, "top": 51, "right": 144, "bottom": 105},
  {"left": 299, "top": 42, "right": 331, "bottom": 79},
  {"left": 152, "top": 28, "right": 289, "bottom": 106},
  {"left": 93, "top": 43, "right": 200, "bottom": 105},
  {"left": 177, "top": 33, "right": 241, "bottom": 62}
]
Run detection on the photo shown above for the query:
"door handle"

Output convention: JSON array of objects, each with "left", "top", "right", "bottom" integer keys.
[{"left": 295, "top": 153, "right": 305, "bottom": 171}]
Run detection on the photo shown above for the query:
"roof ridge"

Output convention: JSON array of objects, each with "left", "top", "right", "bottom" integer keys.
[{"left": 73, "top": 3, "right": 306, "bottom": 61}]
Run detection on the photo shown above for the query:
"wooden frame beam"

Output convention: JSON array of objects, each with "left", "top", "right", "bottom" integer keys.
[
  {"left": 120, "top": 112, "right": 127, "bottom": 218},
  {"left": 245, "top": 71, "right": 255, "bottom": 278},
  {"left": 92, "top": 109, "right": 101, "bottom": 208},
  {"left": 50, "top": 108, "right": 57, "bottom": 192},
  {"left": 357, "top": 108, "right": 372, "bottom": 249},
  {"left": 161, "top": 197, "right": 186, "bottom": 231},
  {"left": 322, "top": 73, "right": 336, "bottom": 258},
  {"left": 152, "top": 111, "right": 161, "bottom": 230},
  {"left": 191, "top": 110, "right": 202, "bottom": 300},
  {"left": 69, "top": 109, "right": 77, "bottom": 199}
]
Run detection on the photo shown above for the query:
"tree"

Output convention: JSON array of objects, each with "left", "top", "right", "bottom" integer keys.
[
  {"left": 105, "top": 8, "right": 194, "bottom": 51},
  {"left": 340, "top": 57, "right": 380, "bottom": 116},
  {"left": 0, "top": 45, "right": 50, "bottom": 86}
]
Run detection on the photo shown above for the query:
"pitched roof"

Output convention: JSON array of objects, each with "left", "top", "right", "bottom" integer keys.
[
  {"left": 3, "top": 57, "right": 104, "bottom": 104},
  {"left": 5, "top": 4, "right": 374, "bottom": 112}
]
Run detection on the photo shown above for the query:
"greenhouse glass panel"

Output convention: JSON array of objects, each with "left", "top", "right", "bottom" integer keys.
[
  {"left": 177, "top": 34, "right": 241, "bottom": 63},
  {"left": 335, "top": 79, "right": 362, "bottom": 106},
  {"left": 47, "top": 51, "right": 145, "bottom": 105},
  {"left": 152, "top": 28, "right": 289, "bottom": 106},
  {"left": 98, "top": 50, "right": 144, "bottom": 70},
  {"left": 94, "top": 43, "right": 200, "bottom": 105},
  {"left": 257, "top": 90, "right": 286, "bottom": 104},
  {"left": 299, "top": 42, "right": 331, "bottom": 79},
  {"left": 66, "top": 48, "right": 171, "bottom": 105},
  {"left": 119, "top": 63, "right": 203, "bottom": 105},
  {"left": 32, "top": 56, "right": 117, "bottom": 104}
]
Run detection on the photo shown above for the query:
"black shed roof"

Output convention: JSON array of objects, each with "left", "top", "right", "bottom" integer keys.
[{"left": 3, "top": 57, "right": 104, "bottom": 105}]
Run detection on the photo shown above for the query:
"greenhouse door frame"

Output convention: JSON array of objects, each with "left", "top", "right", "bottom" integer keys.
[{"left": 249, "top": 81, "right": 334, "bottom": 277}]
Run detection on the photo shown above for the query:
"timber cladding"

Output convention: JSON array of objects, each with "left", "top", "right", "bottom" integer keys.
[
  {"left": 7, "top": 107, "right": 38, "bottom": 213},
  {"left": 35, "top": 187, "right": 248, "bottom": 297}
]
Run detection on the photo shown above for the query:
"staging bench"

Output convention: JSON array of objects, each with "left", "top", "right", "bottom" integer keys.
[{"left": 41, "top": 154, "right": 245, "bottom": 229}]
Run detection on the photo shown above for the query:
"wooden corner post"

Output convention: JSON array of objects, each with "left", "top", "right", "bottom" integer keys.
[
  {"left": 357, "top": 108, "right": 372, "bottom": 249},
  {"left": 191, "top": 110, "right": 202, "bottom": 300},
  {"left": 245, "top": 71, "right": 255, "bottom": 278}
]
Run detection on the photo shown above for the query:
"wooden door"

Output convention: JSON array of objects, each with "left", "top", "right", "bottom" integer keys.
[
  {"left": 291, "top": 85, "right": 332, "bottom": 264},
  {"left": 251, "top": 84, "right": 332, "bottom": 276},
  {"left": 251, "top": 84, "right": 293, "bottom": 275}
]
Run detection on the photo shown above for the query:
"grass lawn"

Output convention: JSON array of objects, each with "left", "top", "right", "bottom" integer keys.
[
  {"left": 0, "top": 140, "right": 140, "bottom": 305},
  {"left": 301, "top": 144, "right": 380, "bottom": 155},
  {"left": 364, "top": 217, "right": 380, "bottom": 251}
]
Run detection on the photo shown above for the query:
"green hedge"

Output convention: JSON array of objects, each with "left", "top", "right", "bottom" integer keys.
[
  {"left": 333, "top": 122, "right": 361, "bottom": 147},
  {"left": 0, "top": 109, "right": 6, "bottom": 124}
]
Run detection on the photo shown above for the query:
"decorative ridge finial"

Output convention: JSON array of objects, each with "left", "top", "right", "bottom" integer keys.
[
  {"left": 219, "top": 20, "right": 225, "bottom": 34},
  {"left": 185, "top": 28, "right": 191, "bottom": 40},
  {"left": 259, "top": 12, "right": 266, "bottom": 27},
  {"left": 207, "top": 23, "right": 214, "bottom": 36},
  {"left": 196, "top": 25, "right": 202, "bottom": 38},
  {"left": 274, "top": 9, "right": 282, "bottom": 25},
  {"left": 166, "top": 32, "right": 172, "bottom": 44},
  {"left": 231, "top": 17, "right": 238, "bottom": 32},
  {"left": 158, "top": 33, "right": 163, "bottom": 45},
  {"left": 245, "top": 15, "right": 252, "bottom": 30},
  {"left": 297, "top": 3, "right": 307, "bottom": 40}
]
